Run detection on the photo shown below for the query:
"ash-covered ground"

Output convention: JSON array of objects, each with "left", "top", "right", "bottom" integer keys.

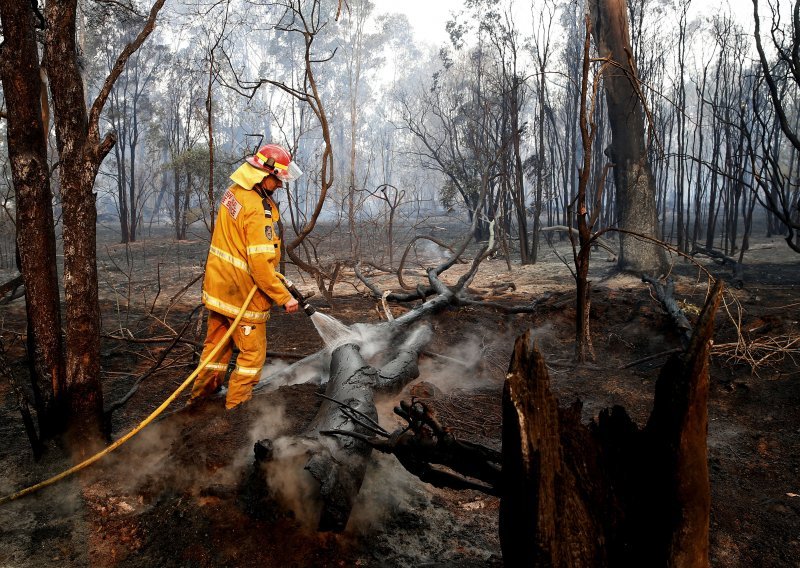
[{"left": 0, "top": 228, "right": 798, "bottom": 567}]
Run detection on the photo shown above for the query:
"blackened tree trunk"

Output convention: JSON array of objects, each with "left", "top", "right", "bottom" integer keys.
[
  {"left": 44, "top": 0, "right": 107, "bottom": 438},
  {"left": 501, "top": 281, "right": 721, "bottom": 566},
  {"left": 589, "top": 0, "right": 667, "bottom": 275},
  {"left": 304, "top": 343, "right": 382, "bottom": 532},
  {"left": 1, "top": 0, "right": 164, "bottom": 444},
  {"left": 0, "top": 0, "right": 67, "bottom": 438},
  {"left": 43, "top": 0, "right": 166, "bottom": 439}
]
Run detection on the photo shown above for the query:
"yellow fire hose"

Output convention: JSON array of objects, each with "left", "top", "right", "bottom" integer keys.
[{"left": 0, "top": 285, "right": 259, "bottom": 506}]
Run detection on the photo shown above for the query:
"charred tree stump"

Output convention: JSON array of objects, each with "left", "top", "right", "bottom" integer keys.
[
  {"left": 501, "top": 334, "right": 607, "bottom": 566},
  {"left": 254, "top": 324, "right": 432, "bottom": 532},
  {"left": 501, "top": 280, "right": 722, "bottom": 567}
]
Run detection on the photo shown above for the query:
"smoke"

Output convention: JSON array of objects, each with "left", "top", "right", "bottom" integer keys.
[
  {"left": 416, "top": 333, "right": 495, "bottom": 393},
  {"left": 256, "top": 357, "right": 328, "bottom": 393},
  {"left": 260, "top": 436, "right": 323, "bottom": 528},
  {"left": 345, "top": 452, "right": 430, "bottom": 534},
  {"left": 414, "top": 323, "right": 556, "bottom": 394},
  {"left": 106, "top": 418, "right": 183, "bottom": 493},
  {"left": 414, "top": 239, "right": 451, "bottom": 263},
  {"left": 247, "top": 400, "right": 289, "bottom": 442}
]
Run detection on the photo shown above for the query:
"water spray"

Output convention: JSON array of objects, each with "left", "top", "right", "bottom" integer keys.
[{"left": 281, "top": 278, "right": 354, "bottom": 348}]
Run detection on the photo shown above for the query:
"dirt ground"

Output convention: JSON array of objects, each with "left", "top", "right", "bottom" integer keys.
[{"left": 0, "top": 224, "right": 798, "bottom": 567}]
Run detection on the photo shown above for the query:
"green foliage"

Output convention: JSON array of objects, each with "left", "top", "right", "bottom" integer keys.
[{"left": 165, "top": 147, "right": 236, "bottom": 200}]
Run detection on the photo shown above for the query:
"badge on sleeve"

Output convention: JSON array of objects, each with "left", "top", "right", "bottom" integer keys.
[
  {"left": 221, "top": 189, "right": 242, "bottom": 220},
  {"left": 265, "top": 225, "right": 273, "bottom": 240}
]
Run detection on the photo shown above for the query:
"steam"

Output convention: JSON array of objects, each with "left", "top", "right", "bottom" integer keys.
[
  {"left": 414, "top": 239, "right": 451, "bottom": 263},
  {"left": 260, "top": 436, "right": 322, "bottom": 528},
  {"left": 415, "top": 323, "right": 555, "bottom": 394},
  {"left": 255, "top": 356, "right": 327, "bottom": 393},
  {"left": 107, "top": 419, "right": 182, "bottom": 493},
  {"left": 346, "top": 452, "right": 430, "bottom": 533},
  {"left": 348, "top": 322, "right": 393, "bottom": 360},
  {"left": 416, "top": 333, "right": 494, "bottom": 393}
]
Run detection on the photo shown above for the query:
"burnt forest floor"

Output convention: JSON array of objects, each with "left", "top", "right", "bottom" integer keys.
[{"left": 0, "top": 223, "right": 798, "bottom": 567}]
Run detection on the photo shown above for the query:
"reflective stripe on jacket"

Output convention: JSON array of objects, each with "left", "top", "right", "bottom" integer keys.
[{"left": 202, "top": 183, "right": 292, "bottom": 323}]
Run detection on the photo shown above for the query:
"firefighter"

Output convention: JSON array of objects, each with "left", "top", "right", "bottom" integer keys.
[{"left": 189, "top": 144, "right": 302, "bottom": 409}]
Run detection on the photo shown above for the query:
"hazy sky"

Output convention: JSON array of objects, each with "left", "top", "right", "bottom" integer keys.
[
  {"left": 379, "top": 0, "right": 757, "bottom": 48},
  {"left": 377, "top": 0, "right": 460, "bottom": 46}
]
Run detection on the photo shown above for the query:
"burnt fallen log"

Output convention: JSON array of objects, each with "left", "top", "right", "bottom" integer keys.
[
  {"left": 691, "top": 247, "right": 744, "bottom": 289},
  {"left": 254, "top": 324, "right": 433, "bottom": 532},
  {"left": 501, "top": 280, "right": 722, "bottom": 567},
  {"left": 250, "top": 232, "right": 529, "bottom": 532}
]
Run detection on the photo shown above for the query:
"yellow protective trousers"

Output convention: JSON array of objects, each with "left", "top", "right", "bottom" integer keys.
[{"left": 190, "top": 310, "right": 266, "bottom": 409}]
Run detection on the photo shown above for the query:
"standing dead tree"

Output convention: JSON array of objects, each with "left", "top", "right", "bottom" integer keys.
[
  {"left": 262, "top": 0, "right": 336, "bottom": 297},
  {"left": 568, "top": 14, "right": 614, "bottom": 362}
]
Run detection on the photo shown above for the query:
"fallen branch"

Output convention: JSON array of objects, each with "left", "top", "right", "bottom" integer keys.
[
  {"left": 105, "top": 305, "right": 203, "bottom": 418},
  {"left": 0, "top": 337, "right": 41, "bottom": 458},
  {"left": 642, "top": 275, "right": 693, "bottom": 348},
  {"left": 102, "top": 333, "right": 201, "bottom": 349},
  {"left": 254, "top": 324, "right": 434, "bottom": 532},
  {"left": 324, "top": 397, "right": 501, "bottom": 496},
  {"left": 690, "top": 248, "right": 744, "bottom": 289},
  {"left": 713, "top": 334, "right": 800, "bottom": 375},
  {"left": 621, "top": 347, "right": 683, "bottom": 369},
  {"left": 541, "top": 225, "right": 618, "bottom": 258},
  {"left": 0, "top": 274, "right": 25, "bottom": 305},
  {"left": 397, "top": 235, "right": 464, "bottom": 290}
]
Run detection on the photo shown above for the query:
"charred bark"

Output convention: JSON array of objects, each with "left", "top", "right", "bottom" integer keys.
[
  {"left": 45, "top": 0, "right": 107, "bottom": 439},
  {"left": 333, "top": 397, "right": 503, "bottom": 496},
  {"left": 501, "top": 332, "right": 606, "bottom": 566},
  {"left": 43, "top": 0, "right": 165, "bottom": 440},
  {"left": 0, "top": 275, "right": 25, "bottom": 304},
  {"left": 0, "top": 0, "right": 67, "bottom": 438},
  {"left": 304, "top": 343, "right": 380, "bottom": 532},
  {"left": 500, "top": 280, "right": 721, "bottom": 567}
]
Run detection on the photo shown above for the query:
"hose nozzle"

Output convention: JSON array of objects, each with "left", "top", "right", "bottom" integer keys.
[{"left": 284, "top": 279, "right": 316, "bottom": 316}]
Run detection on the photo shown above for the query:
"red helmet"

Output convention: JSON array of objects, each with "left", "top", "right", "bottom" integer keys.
[{"left": 246, "top": 144, "right": 303, "bottom": 181}]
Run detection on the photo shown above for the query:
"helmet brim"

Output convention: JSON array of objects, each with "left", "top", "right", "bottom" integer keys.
[{"left": 245, "top": 155, "right": 303, "bottom": 182}]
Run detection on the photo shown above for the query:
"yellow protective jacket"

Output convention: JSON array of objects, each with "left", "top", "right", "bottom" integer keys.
[{"left": 202, "top": 182, "right": 292, "bottom": 323}]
